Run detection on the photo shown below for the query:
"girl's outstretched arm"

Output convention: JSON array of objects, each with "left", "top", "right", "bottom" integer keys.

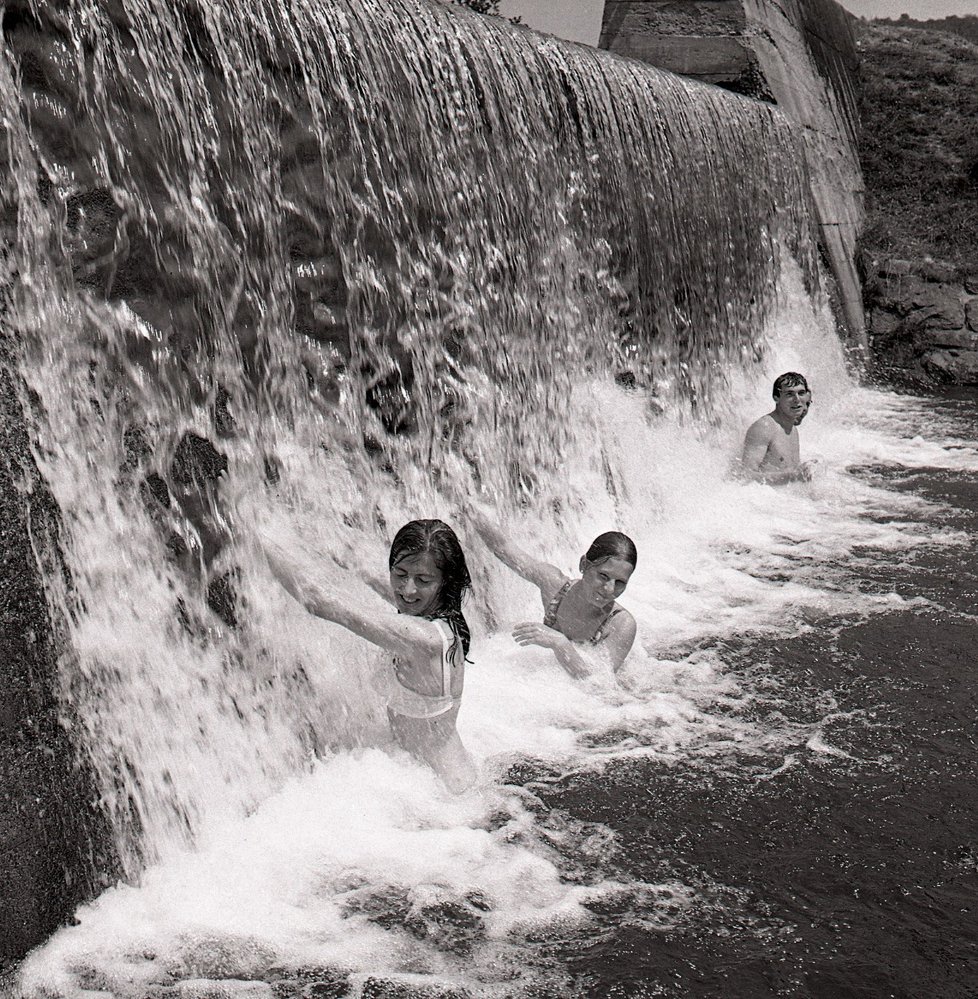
[
  {"left": 263, "top": 540, "right": 440, "bottom": 662},
  {"left": 470, "top": 508, "right": 566, "bottom": 597},
  {"left": 362, "top": 569, "right": 395, "bottom": 606},
  {"left": 511, "top": 621, "right": 591, "bottom": 679}
]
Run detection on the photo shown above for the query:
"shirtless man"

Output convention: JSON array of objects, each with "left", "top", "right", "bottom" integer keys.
[{"left": 740, "top": 372, "right": 815, "bottom": 484}]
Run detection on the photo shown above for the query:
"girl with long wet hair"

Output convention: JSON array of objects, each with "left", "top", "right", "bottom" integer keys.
[
  {"left": 472, "top": 512, "right": 638, "bottom": 678},
  {"left": 264, "top": 518, "right": 476, "bottom": 793}
]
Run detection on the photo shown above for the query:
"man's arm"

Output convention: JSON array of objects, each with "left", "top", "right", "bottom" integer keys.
[
  {"left": 761, "top": 464, "right": 814, "bottom": 485},
  {"left": 740, "top": 418, "right": 773, "bottom": 481}
]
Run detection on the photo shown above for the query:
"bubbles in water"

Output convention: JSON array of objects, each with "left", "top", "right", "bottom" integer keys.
[{"left": 3, "top": 1, "right": 977, "bottom": 995}]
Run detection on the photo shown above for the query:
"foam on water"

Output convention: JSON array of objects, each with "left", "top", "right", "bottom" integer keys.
[
  {"left": 17, "top": 276, "right": 978, "bottom": 998},
  {"left": 3, "top": 0, "right": 976, "bottom": 992}
]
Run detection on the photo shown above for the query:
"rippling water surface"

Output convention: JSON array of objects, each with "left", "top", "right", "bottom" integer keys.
[
  {"left": 15, "top": 363, "right": 978, "bottom": 997},
  {"left": 3, "top": 1, "right": 976, "bottom": 995}
]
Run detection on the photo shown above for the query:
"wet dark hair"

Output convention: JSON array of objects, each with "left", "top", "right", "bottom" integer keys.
[
  {"left": 584, "top": 531, "right": 638, "bottom": 569},
  {"left": 772, "top": 372, "right": 809, "bottom": 397},
  {"left": 389, "top": 519, "right": 472, "bottom": 658}
]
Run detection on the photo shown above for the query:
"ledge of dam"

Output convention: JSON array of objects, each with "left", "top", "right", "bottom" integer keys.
[{"left": 599, "top": 0, "right": 866, "bottom": 349}]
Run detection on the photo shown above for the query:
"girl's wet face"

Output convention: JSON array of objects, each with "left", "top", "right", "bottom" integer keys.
[
  {"left": 390, "top": 552, "right": 444, "bottom": 616},
  {"left": 580, "top": 556, "right": 634, "bottom": 607}
]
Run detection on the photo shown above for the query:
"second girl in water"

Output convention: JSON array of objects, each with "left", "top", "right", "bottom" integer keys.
[{"left": 472, "top": 512, "right": 637, "bottom": 678}]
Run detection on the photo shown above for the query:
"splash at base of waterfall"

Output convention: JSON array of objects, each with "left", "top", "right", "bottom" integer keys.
[{"left": 16, "top": 300, "right": 978, "bottom": 998}]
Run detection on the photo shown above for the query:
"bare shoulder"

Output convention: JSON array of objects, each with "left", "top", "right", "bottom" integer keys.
[
  {"left": 745, "top": 413, "right": 777, "bottom": 442},
  {"left": 539, "top": 570, "right": 572, "bottom": 604},
  {"left": 610, "top": 606, "right": 637, "bottom": 637}
]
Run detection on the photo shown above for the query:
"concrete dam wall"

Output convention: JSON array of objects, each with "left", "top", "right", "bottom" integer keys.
[{"left": 600, "top": 0, "right": 865, "bottom": 347}]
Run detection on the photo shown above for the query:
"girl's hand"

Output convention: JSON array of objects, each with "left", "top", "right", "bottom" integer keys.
[
  {"left": 467, "top": 502, "right": 497, "bottom": 538},
  {"left": 512, "top": 622, "right": 564, "bottom": 651},
  {"left": 512, "top": 623, "right": 589, "bottom": 679}
]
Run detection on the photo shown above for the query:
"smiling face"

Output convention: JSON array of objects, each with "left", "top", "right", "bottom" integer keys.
[
  {"left": 774, "top": 382, "right": 811, "bottom": 424},
  {"left": 578, "top": 555, "right": 635, "bottom": 609},
  {"left": 389, "top": 551, "right": 444, "bottom": 617}
]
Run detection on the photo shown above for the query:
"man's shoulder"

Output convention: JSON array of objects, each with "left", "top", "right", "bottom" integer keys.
[{"left": 745, "top": 413, "right": 777, "bottom": 439}]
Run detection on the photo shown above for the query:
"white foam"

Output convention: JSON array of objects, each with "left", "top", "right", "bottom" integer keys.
[{"left": 18, "top": 276, "right": 978, "bottom": 997}]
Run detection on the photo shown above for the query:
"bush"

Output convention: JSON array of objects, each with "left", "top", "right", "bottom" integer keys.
[{"left": 858, "top": 22, "right": 978, "bottom": 271}]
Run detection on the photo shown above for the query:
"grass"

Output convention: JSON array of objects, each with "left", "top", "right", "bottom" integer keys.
[{"left": 857, "top": 22, "right": 978, "bottom": 273}]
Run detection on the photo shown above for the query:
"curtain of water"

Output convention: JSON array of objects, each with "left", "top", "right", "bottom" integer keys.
[{"left": 0, "top": 0, "right": 820, "bottom": 874}]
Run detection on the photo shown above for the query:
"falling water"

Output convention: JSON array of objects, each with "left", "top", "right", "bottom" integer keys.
[
  {"left": 7, "top": 1, "right": 969, "bottom": 996},
  {"left": 1, "top": 0, "right": 817, "bottom": 868}
]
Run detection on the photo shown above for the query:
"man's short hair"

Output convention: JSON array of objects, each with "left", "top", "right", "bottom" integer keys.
[{"left": 772, "top": 372, "right": 809, "bottom": 398}]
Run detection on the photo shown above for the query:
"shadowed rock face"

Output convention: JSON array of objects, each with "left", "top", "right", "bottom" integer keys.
[
  {"left": 0, "top": 357, "right": 117, "bottom": 968},
  {"left": 863, "top": 256, "right": 978, "bottom": 385}
]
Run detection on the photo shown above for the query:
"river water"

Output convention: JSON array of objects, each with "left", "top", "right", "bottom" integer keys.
[
  {"left": 13, "top": 335, "right": 978, "bottom": 998},
  {"left": 3, "top": 0, "right": 976, "bottom": 995}
]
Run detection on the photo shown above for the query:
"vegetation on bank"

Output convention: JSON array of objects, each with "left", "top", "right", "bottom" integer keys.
[
  {"left": 857, "top": 20, "right": 978, "bottom": 273},
  {"left": 874, "top": 13, "right": 978, "bottom": 46}
]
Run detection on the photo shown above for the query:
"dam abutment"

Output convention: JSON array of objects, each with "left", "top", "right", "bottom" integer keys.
[{"left": 599, "top": 0, "right": 866, "bottom": 350}]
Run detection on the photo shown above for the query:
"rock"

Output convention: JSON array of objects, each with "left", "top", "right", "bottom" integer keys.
[
  {"left": 66, "top": 188, "right": 124, "bottom": 262},
  {"left": 869, "top": 307, "right": 903, "bottom": 338},
  {"left": 171, "top": 434, "right": 228, "bottom": 487},
  {"left": 874, "top": 275, "right": 964, "bottom": 329},
  {"left": 358, "top": 975, "right": 472, "bottom": 999},
  {"left": 0, "top": 360, "right": 117, "bottom": 964},
  {"left": 907, "top": 282, "right": 964, "bottom": 330},
  {"left": 871, "top": 274, "right": 924, "bottom": 316},
  {"left": 966, "top": 298, "right": 978, "bottom": 333},
  {"left": 964, "top": 274, "right": 978, "bottom": 295},
  {"left": 340, "top": 883, "right": 488, "bottom": 956},
  {"left": 877, "top": 258, "right": 913, "bottom": 278},
  {"left": 312, "top": 303, "right": 347, "bottom": 328},
  {"left": 293, "top": 257, "right": 344, "bottom": 295},
  {"left": 165, "top": 932, "right": 278, "bottom": 982},
  {"left": 920, "top": 349, "right": 978, "bottom": 385},
  {"left": 917, "top": 258, "right": 958, "bottom": 283},
  {"left": 206, "top": 569, "right": 239, "bottom": 628},
  {"left": 264, "top": 964, "right": 350, "bottom": 999},
  {"left": 158, "top": 980, "right": 275, "bottom": 999},
  {"left": 911, "top": 328, "right": 978, "bottom": 351}
]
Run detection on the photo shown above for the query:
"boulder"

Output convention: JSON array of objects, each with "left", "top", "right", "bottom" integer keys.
[
  {"left": 164, "top": 932, "right": 278, "bottom": 982},
  {"left": 966, "top": 297, "right": 978, "bottom": 333},
  {"left": 920, "top": 348, "right": 978, "bottom": 384},
  {"left": 911, "top": 284, "right": 965, "bottom": 330},
  {"left": 869, "top": 307, "right": 903, "bottom": 338},
  {"left": 917, "top": 259, "right": 958, "bottom": 284},
  {"left": 874, "top": 277, "right": 964, "bottom": 329},
  {"left": 911, "top": 328, "right": 978, "bottom": 351},
  {"left": 358, "top": 975, "right": 471, "bottom": 999}
]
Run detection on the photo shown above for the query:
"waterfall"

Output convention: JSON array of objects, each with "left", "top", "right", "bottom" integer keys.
[{"left": 1, "top": 0, "right": 821, "bottom": 880}]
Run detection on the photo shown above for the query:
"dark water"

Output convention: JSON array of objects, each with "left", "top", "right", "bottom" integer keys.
[
  {"left": 2, "top": 0, "right": 974, "bottom": 989},
  {"left": 510, "top": 391, "right": 978, "bottom": 999}
]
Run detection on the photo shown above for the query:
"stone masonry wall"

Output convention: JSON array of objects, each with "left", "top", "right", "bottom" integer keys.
[
  {"left": 0, "top": 353, "right": 117, "bottom": 969},
  {"left": 863, "top": 256, "right": 978, "bottom": 385}
]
